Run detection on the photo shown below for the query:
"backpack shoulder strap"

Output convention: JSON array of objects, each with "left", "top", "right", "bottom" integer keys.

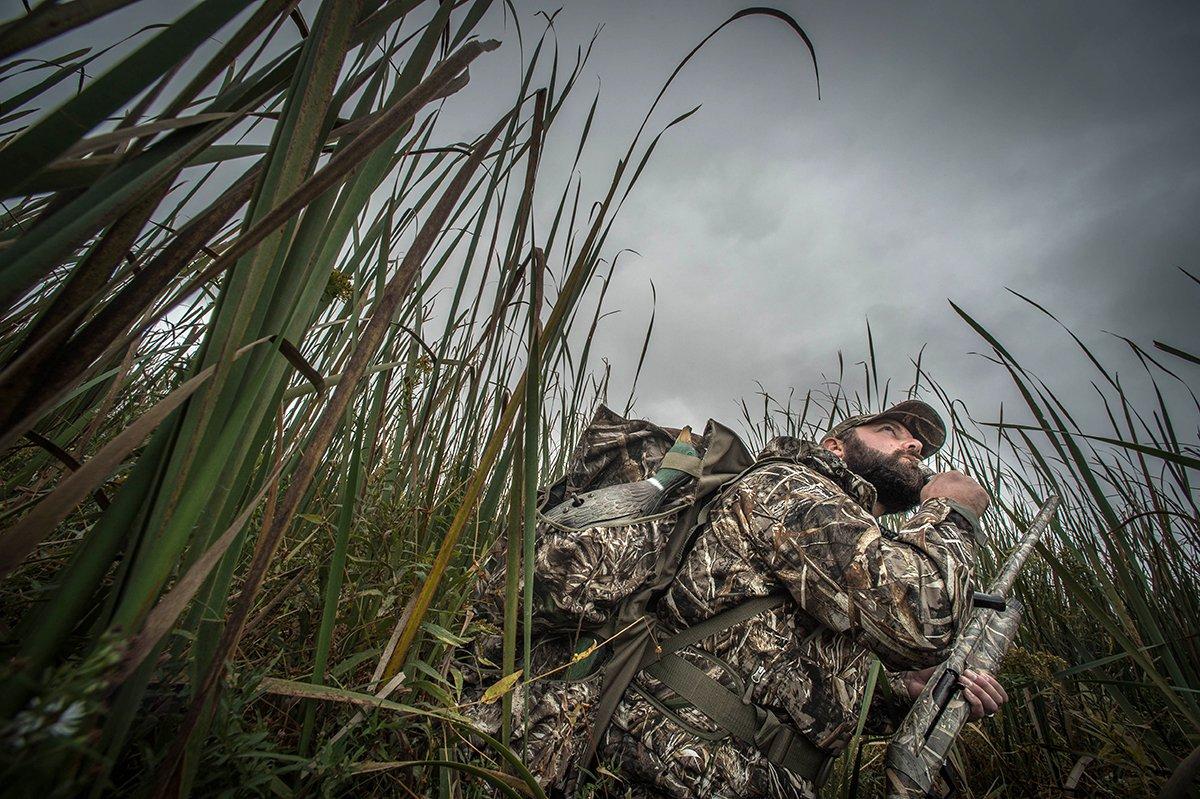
[
  {"left": 579, "top": 588, "right": 831, "bottom": 782},
  {"left": 658, "top": 592, "right": 788, "bottom": 656},
  {"left": 643, "top": 651, "right": 832, "bottom": 782}
]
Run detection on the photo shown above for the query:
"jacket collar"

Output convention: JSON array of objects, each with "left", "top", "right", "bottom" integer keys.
[{"left": 757, "top": 436, "right": 878, "bottom": 512}]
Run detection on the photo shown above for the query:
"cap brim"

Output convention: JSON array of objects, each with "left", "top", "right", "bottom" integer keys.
[
  {"left": 871, "top": 400, "right": 946, "bottom": 458},
  {"left": 823, "top": 399, "right": 946, "bottom": 459}
]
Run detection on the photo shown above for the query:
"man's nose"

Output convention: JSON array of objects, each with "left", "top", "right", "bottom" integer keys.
[{"left": 902, "top": 437, "right": 923, "bottom": 457}]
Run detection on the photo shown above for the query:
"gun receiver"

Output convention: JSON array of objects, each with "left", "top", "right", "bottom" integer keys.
[{"left": 884, "top": 495, "right": 1060, "bottom": 799}]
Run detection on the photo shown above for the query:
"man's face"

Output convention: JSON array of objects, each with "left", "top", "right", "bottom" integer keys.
[{"left": 837, "top": 421, "right": 926, "bottom": 514}]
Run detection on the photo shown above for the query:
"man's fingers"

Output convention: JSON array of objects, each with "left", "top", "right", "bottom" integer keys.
[
  {"left": 974, "top": 672, "right": 1007, "bottom": 708},
  {"left": 958, "top": 676, "right": 986, "bottom": 720},
  {"left": 960, "top": 671, "right": 1003, "bottom": 718}
]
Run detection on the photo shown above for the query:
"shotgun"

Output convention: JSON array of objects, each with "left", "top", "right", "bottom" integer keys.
[{"left": 884, "top": 494, "right": 1060, "bottom": 798}]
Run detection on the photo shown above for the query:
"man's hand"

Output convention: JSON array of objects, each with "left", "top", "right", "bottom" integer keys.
[
  {"left": 920, "top": 470, "right": 990, "bottom": 519},
  {"left": 902, "top": 667, "right": 1009, "bottom": 720}
]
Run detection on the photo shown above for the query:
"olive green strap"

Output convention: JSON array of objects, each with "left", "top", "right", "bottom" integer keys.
[
  {"left": 645, "top": 654, "right": 758, "bottom": 740},
  {"left": 644, "top": 653, "right": 830, "bottom": 781},
  {"left": 576, "top": 590, "right": 784, "bottom": 770},
  {"left": 658, "top": 592, "right": 789, "bottom": 657}
]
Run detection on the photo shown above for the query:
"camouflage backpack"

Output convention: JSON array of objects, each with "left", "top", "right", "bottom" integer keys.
[
  {"left": 530, "top": 406, "right": 733, "bottom": 639},
  {"left": 473, "top": 405, "right": 831, "bottom": 781}
]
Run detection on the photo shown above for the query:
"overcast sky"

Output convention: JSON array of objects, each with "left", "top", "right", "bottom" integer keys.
[
  {"left": 405, "top": 0, "right": 1200, "bottom": 448},
  {"left": 4, "top": 0, "right": 1197, "bottom": 448},
  {"left": 441, "top": 1, "right": 1200, "bottom": 442}
]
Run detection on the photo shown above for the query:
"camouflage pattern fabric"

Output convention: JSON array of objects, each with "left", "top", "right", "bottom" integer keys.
[
  {"left": 883, "top": 495, "right": 1058, "bottom": 798},
  {"left": 463, "top": 436, "right": 978, "bottom": 799}
]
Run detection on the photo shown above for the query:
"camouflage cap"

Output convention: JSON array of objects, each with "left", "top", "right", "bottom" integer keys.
[{"left": 823, "top": 399, "right": 946, "bottom": 459}]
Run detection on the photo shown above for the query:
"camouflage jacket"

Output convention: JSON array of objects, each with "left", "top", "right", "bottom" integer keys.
[{"left": 464, "top": 436, "right": 978, "bottom": 799}]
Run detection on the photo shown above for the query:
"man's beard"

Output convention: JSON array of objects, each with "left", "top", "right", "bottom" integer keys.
[{"left": 841, "top": 433, "right": 925, "bottom": 514}]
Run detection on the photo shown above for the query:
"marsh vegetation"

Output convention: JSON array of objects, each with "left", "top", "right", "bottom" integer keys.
[{"left": 0, "top": 2, "right": 1194, "bottom": 796}]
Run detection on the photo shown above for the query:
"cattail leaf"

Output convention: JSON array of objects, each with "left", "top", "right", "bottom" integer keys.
[
  {"left": 0, "top": 0, "right": 247, "bottom": 197},
  {"left": 0, "top": 0, "right": 144, "bottom": 61},
  {"left": 982, "top": 421, "right": 1200, "bottom": 471},
  {"left": 1154, "top": 340, "right": 1200, "bottom": 367},
  {"left": 0, "top": 100, "right": 247, "bottom": 310},
  {"left": 0, "top": 53, "right": 92, "bottom": 114},
  {"left": 257, "top": 677, "right": 446, "bottom": 719},
  {"left": 180, "top": 40, "right": 493, "bottom": 296},
  {"left": 421, "top": 621, "right": 472, "bottom": 647},
  {"left": 115, "top": 459, "right": 286, "bottom": 683},
  {"left": 0, "top": 368, "right": 208, "bottom": 579},
  {"left": 0, "top": 336, "right": 270, "bottom": 580},
  {"left": 57, "top": 111, "right": 235, "bottom": 159},
  {"left": 22, "top": 431, "right": 110, "bottom": 509}
]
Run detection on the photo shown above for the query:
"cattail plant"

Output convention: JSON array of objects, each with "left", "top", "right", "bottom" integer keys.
[{"left": 0, "top": 1, "right": 623, "bottom": 794}]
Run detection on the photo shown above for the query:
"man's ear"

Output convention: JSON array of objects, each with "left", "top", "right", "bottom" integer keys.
[{"left": 821, "top": 436, "right": 843, "bottom": 458}]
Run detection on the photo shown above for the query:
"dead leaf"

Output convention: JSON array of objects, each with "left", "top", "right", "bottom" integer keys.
[{"left": 481, "top": 669, "right": 523, "bottom": 704}]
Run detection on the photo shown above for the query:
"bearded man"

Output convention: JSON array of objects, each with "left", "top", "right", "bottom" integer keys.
[{"left": 466, "top": 400, "right": 1008, "bottom": 798}]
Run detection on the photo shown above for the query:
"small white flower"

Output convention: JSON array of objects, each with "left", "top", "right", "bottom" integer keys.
[{"left": 47, "top": 700, "right": 86, "bottom": 738}]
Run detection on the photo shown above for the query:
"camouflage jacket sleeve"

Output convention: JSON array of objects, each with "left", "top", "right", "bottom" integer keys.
[{"left": 754, "top": 463, "right": 978, "bottom": 671}]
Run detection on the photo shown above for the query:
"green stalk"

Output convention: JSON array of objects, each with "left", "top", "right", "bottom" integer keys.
[
  {"left": 520, "top": 259, "right": 540, "bottom": 761},
  {"left": 500, "top": 424, "right": 523, "bottom": 747},
  {"left": 300, "top": 413, "right": 364, "bottom": 755}
]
